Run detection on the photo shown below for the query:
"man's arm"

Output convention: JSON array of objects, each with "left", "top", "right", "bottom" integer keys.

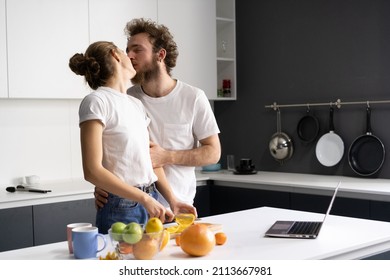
[{"left": 149, "top": 134, "right": 221, "bottom": 168}]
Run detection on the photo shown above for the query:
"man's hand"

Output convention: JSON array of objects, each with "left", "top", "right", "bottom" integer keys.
[
  {"left": 149, "top": 141, "right": 169, "bottom": 168},
  {"left": 94, "top": 186, "right": 109, "bottom": 210}
]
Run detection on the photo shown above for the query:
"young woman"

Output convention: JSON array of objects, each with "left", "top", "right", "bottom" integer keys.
[{"left": 69, "top": 41, "right": 195, "bottom": 233}]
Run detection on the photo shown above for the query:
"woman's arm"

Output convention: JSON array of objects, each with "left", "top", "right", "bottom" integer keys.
[{"left": 80, "top": 120, "right": 169, "bottom": 222}]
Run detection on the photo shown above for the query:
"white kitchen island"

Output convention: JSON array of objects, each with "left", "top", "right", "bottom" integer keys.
[{"left": 1, "top": 206, "right": 390, "bottom": 260}]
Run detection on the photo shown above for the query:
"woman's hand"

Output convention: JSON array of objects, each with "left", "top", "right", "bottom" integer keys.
[{"left": 142, "top": 195, "right": 173, "bottom": 223}]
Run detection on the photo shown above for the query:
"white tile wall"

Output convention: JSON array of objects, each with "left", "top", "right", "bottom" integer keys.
[{"left": 0, "top": 99, "right": 83, "bottom": 185}]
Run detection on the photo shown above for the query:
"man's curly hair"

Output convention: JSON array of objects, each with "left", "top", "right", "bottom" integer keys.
[{"left": 125, "top": 18, "right": 178, "bottom": 75}]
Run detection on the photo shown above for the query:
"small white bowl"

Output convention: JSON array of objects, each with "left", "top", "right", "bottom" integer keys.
[{"left": 202, "top": 163, "right": 221, "bottom": 172}]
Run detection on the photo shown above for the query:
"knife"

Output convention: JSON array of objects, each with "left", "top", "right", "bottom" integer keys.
[{"left": 6, "top": 185, "right": 52, "bottom": 193}]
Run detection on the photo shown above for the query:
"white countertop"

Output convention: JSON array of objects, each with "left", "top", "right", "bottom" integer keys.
[
  {"left": 199, "top": 170, "right": 390, "bottom": 201},
  {"left": 2, "top": 171, "right": 390, "bottom": 209},
  {"left": 1, "top": 206, "right": 390, "bottom": 260},
  {"left": 0, "top": 179, "right": 95, "bottom": 209}
]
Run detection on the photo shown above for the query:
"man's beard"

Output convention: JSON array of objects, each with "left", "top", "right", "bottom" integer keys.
[{"left": 131, "top": 58, "right": 159, "bottom": 85}]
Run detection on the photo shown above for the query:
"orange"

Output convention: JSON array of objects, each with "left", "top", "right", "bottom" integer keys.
[
  {"left": 215, "top": 232, "right": 227, "bottom": 245},
  {"left": 160, "top": 230, "right": 170, "bottom": 251},
  {"left": 119, "top": 242, "right": 133, "bottom": 254},
  {"left": 179, "top": 223, "right": 215, "bottom": 257},
  {"left": 175, "top": 235, "right": 181, "bottom": 246},
  {"left": 133, "top": 235, "right": 159, "bottom": 260}
]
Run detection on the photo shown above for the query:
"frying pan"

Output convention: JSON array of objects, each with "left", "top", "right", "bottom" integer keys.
[
  {"left": 315, "top": 107, "right": 344, "bottom": 167},
  {"left": 348, "top": 106, "right": 385, "bottom": 176},
  {"left": 297, "top": 107, "right": 320, "bottom": 144}
]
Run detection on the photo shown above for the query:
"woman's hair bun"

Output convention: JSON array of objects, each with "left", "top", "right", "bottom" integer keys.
[{"left": 69, "top": 53, "right": 100, "bottom": 77}]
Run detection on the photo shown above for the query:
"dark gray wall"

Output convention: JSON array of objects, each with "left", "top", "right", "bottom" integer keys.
[{"left": 214, "top": 0, "right": 390, "bottom": 179}]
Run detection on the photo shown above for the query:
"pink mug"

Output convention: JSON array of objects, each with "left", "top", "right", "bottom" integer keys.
[{"left": 67, "top": 222, "right": 92, "bottom": 253}]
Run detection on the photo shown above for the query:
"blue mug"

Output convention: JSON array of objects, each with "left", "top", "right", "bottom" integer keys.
[{"left": 72, "top": 226, "right": 106, "bottom": 259}]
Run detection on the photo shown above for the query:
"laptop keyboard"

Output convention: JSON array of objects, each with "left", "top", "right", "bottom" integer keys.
[{"left": 289, "top": 221, "right": 322, "bottom": 235}]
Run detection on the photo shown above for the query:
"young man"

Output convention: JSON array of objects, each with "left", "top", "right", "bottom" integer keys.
[{"left": 95, "top": 18, "right": 221, "bottom": 212}]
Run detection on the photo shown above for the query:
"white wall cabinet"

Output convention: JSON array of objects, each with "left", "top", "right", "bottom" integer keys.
[
  {"left": 0, "top": 0, "right": 7, "bottom": 98},
  {"left": 216, "top": 0, "right": 236, "bottom": 100},
  {"left": 89, "top": 0, "right": 157, "bottom": 51},
  {"left": 4, "top": 0, "right": 218, "bottom": 100},
  {"left": 7, "top": 0, "right": 90, "bottom": 99},
  {"left": 158, "top": 0, "right": 217, "bottom": 100}
]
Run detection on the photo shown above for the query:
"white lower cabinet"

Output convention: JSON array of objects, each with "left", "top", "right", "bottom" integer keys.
[{"left": 7, "top": 0, "right": 90, "bottom": 99}]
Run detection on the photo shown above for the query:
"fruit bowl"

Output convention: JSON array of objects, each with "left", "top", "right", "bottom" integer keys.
[{"left": 108, "top": 229, "right": 163, "bottom": 260}]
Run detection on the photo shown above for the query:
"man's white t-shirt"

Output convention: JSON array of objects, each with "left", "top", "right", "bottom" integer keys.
[
  {"left": 79, "top": 87, "right": 157, "bottom": 187},
  {"left": 128, "top": 80, "right": 220, "bottom": 206}
]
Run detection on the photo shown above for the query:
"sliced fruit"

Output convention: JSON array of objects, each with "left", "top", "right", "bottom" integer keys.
[
  {"left": 166, "top": 225, "right": 179, "bottom": 234},
  {"left": 99, "top": 251, "right": 118, "bottom": 260},
  {"left": 160, "top": 230, "right": 170, "bottom": 251},
  {"left": 175, "top": 213, "right": 195, "bottom": 227},
  {"left": 175, "top": 235, "right": 181, "bottom": 246}
]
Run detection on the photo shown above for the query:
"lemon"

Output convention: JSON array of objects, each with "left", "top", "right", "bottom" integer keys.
[{"left": 145, "top": 217, "right": 163, "bottom": 233}]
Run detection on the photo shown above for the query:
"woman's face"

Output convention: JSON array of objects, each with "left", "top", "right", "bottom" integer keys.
[{"left": 121, "top": 49, "right": 136, "bottom": 79}]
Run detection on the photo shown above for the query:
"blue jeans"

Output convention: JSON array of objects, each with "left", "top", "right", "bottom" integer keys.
[{"left": 96, "top": 187, "right": 159, "bottom": 234}]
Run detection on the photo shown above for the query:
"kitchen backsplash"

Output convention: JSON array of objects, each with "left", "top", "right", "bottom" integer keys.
[{"left": 0, "top": 99, "right": 83, "bottom": 185}]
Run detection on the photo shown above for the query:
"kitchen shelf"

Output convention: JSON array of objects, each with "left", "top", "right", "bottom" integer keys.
[{"left": 215, "top": 0, "right": 236, "bottom": 101}]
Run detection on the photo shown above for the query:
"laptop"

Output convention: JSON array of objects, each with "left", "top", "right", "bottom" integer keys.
[{"left": 265, "top": 182, "right": 341, "bottom": 239}]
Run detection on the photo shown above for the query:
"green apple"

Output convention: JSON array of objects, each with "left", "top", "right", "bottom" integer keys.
[
  {"left": 122, "top": 222, "right": 143, "bottom": 244},
  {"left": 110, "top": 222, "right": 126, "bottom": 241}
]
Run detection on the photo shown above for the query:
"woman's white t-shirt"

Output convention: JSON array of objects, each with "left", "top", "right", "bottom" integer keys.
[{"left": 79, "top": 86, "right": 157, "bottom": 187}]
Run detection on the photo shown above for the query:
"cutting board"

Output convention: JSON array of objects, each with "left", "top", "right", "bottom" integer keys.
[{"left": 168, "top": 222, "right": 222, "bottom": 239}]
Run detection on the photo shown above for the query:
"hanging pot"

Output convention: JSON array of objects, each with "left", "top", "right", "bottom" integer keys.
[
  {"left": 348, "top": 106, "right": 385, "bottom": 176},
  {"left": 315, "top": 107, "right": 344, "bottom": 167},
  {"left": 297, "top": 106, "right": 320, "bottom": 144},
  {"left": 269, "top": 109, "right": 293, "bottom": 163}
]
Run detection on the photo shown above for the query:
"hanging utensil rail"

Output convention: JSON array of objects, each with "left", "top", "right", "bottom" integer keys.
[{"left": 265, "top": 99, "right": 390, "bottom": 110}]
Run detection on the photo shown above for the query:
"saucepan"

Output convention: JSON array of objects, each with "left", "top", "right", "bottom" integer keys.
[
  {"left": 348, "top": 106, "right": 385, "bottom": 176},
  {"left": 269, "top": 108, "right": 293, "bottom": 163},
  {"left": 315, "top": 107, "right": 344, "bottom": 167}
]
